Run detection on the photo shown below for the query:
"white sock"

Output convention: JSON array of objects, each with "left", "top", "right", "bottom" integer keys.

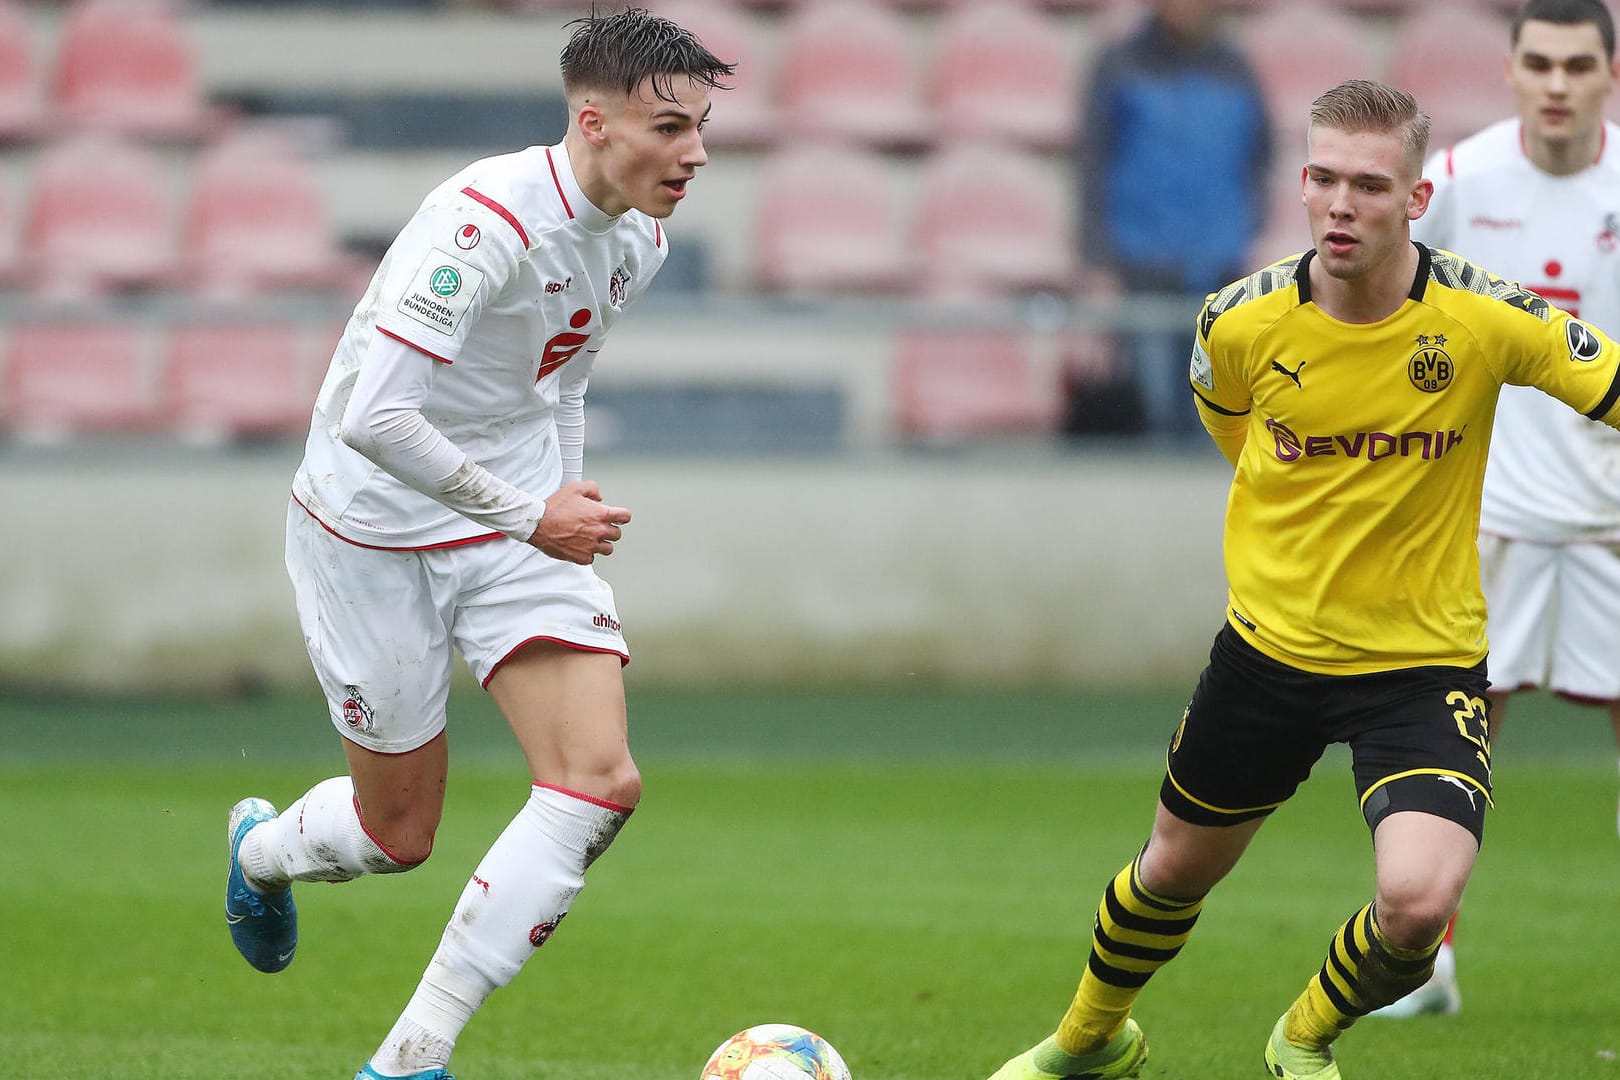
[
  {"left": 1433, "top": 940, "right": 1456, "bottom": 985},
  {"left": 368, "top": 784, "right": 632, "bottom": 1075},
  {"left": 240, "top": 775, "right": 408, "bottom": 889}
]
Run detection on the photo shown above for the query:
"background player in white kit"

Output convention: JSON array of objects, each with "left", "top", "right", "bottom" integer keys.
[
  {"left": 220, "top": 10, "right": 733, "bottom": 1079},
  {"left": 1377, "top": 0, "right": 1620, "bottom": 1019}
]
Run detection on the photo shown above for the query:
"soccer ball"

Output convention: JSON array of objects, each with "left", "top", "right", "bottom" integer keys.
[{"left": 699, "top": 1023, "right": 852, "bottom": 1080}]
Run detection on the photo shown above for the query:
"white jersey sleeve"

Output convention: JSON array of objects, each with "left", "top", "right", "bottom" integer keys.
[{"left": 292, "top": 142, "right": 668, "bottom": 549}]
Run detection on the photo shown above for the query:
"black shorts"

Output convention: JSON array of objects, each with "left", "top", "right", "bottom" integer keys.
[{"left": 1160, "top": 623, "right": 1494, "bottom": 843}]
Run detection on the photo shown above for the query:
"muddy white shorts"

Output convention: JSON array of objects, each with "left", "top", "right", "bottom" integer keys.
[
  {"left": 285, "top": 499, "right": 628, "bottom": 753},
  {"left": 1479, "top": 532, "right": 1620, "bottom": 701}
]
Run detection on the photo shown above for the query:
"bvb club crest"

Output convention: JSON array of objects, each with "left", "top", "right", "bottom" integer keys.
[{"left": 1409, "top": 335, "right": 1454, "bottom": 393}]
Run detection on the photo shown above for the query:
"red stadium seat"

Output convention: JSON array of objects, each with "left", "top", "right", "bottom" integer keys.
[
  {"left": 1, "top": 321, "right": 157, "bottom": 439},
  {"left": 648, "top": 0, "right": 776, "bottom": 147},
  {"left": 912, "top": 142, "right": 1074, "bottom": 299},
  {"left": 774, "top": 2, "right": 930, "bottom": 148},
  {"left": 893, "top": 327, "right": 1062, "bottom": 440},
  {"left": 930, "top": 3, "right": 1079, "bottom": 150},
  {"left": 1388, "top": 5, "right": 1514, "bottom": 149},
  {"left": 753, "top": 143, "right": 910, "bottom": 295},
  {"left": 0, "top": 0, "right": 48, "bottom": 141},
  {"left": 22, "top": 133, "right": 180, "bottom": 298},
  {"left": 51, "top": 0, "right": 219, "bottom": 140},
  {"left": 1240, "top": 5, "right": 1381, "bottom": 141},
  {"left": 161, "top": 322, "right": 316, "bottom": 443},
  {"left": 181, "top": 130, "right": 354, "bottom": 299}
]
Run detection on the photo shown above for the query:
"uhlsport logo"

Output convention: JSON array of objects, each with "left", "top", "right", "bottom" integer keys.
[
  {"left": 429, "top": 266, "right": 462, "bottom": 298},
  {"left": 1408, "top": 334, "right": 1453, "bottom": 393},
  {"left": 593, "top": 612, "right": 622, "bottom": 633},
  {"left": 1266, "top": 418, "right": 1465, "bottom": 463},
  {"left": 455, "top": 223, "right": 481, "bottom": 250}
]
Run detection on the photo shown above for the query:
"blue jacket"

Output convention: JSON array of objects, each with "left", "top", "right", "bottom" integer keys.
[{"left": 1078, "top": 15, "right": 1272, "bottom": 293}]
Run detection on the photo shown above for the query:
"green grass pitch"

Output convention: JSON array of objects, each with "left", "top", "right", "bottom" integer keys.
[{"left": 2, "top": 685, "right": 1618, "bottom": 1079}]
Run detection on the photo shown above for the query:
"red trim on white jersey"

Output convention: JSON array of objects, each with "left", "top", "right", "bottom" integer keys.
[
  {"left": 377, "top": 327, "right": 454, "bottom": 365},
  {"left": 544, "top": 147, "right": 575, "bottom": 220},
  {"left": 461, "top": 185, "right": 531, "bottom": 246},
  {"left": 533, "top": 782, "right": 635, "bottom": 815},
  {"left": 1446, "top": 146, "right": 1455, "bottom": 178},
  {"left": 482, "top": 635, "right": 630, "bottom": 687},
  {"left": 654, "top": 220, "right": 662, "bottom": 247},
  {"left": 292, "top": 492, "right": 502, "bottom": 551}
]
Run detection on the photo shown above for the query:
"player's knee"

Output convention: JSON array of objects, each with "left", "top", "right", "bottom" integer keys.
[
  {"left": 600, "top": 761, "right": 642, "bottom": 810},
  {"left": 1373, "top": 885, "right": 1456, "bottom": 950},
  {"left": 357, "top": 808, "right": 441, "bottom": 870}
]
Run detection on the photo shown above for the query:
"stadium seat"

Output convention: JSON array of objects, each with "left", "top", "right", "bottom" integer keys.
[
  {"left": 912, "top": 142, "right": 1074, "bottom": 300},
  {"left": 51, "top": 0, "right": 220, "bottom": 140},
  {"left": 774, "top": 2, "right": 930, "bottom": 148},
  {"left": 161, "top": 322, "right": 317, "bottom": 443},
  {"left": 0, "top": 0, "right": 48, "bottom": 141},
  {"left": 1, "top": 321, "right": 157, "bottom": 440},
  {"left": 180, "top": 130, "right": 356, "bottom": 299},
  {"left": 752, "top": 143, "right": 910, "bottom": 295},
  {"left": 1249, "top": 158, "right": 1311, "bottom": 267},
  {"left": 1240, "top": 4, "right": 1381, "bottom": 142},
  {"left": 892, "top": 326, "right": 1062, "bottom": 440},
  {"left": 929, "top": 3, "right": 1079, "bottom": 150},
  {"left": 1388, "top": 5, "right": 1514, "bottom": 149},
  {"left": 22, "top": 133, "right": 180, "bottom": 298},
  {"left": 648, "top": 0, "right": 775, "bottom": 147}
]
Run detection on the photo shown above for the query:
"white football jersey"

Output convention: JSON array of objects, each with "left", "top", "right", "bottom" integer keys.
[
  {"left": 293, "top": 142, "right": 667, "bottom": 548},
  {"left": 1416, "top": 118, "right": 1620, "bottom": 542}
]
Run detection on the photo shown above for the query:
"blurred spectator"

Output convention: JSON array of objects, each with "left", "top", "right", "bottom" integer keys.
[{"left": 1073, "top": 0, "right": 1271, "bottom": 442}]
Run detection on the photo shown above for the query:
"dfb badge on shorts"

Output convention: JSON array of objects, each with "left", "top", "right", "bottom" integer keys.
[{"left": 341, "top": 685, "right": 375, "bottom": 733}]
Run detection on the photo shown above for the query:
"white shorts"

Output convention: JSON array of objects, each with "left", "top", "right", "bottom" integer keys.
[
  {"left": 1479, "top": 533, "right": 1620, "bottom": 702},
  {"left": 285, "top": 499, "right": 628, "bottom": 753}
]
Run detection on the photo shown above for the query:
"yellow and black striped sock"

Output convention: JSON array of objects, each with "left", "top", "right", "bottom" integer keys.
[
  {"left": 1283, "top": 902, "right": 1443, "bottom": 1049},
  {"left": 1054, "top": 854, "right": 1205, "bottom": 1054}
]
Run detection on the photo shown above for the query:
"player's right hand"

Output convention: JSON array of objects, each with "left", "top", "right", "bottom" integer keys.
[{"left": 528, "top": 480, "right": 632, "bottom": 564}]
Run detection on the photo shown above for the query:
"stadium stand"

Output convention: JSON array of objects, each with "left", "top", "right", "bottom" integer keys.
[
  {"left": 161, "top": 321, "right": 318, "bottom": 443},
  {"left": 648, "top": 0, "right": 776, "bottom": 148},
  {"left": 911, "top": 141, "right": 1073, "bottom": 300},
  {"left": 1240, "top": 3, "right": 1382, "bottom": 143},
  {"left": 52, "top": 0, "right": 223, "bottom": 141},
  {"left": 773, "top": 2, "right": 930, "bottom": 148},
  {"left": 1387, "top": 4, "right": 1514, "bottom": 148},
  {"left": 892, "top": 325, "right": 1062, "bottom": 441},
  {"left": 752, "top": 142, "right": 911, "bottom": 296},
  {"left": 0, "top": 0, "right": 47, "bottom": 141},
  {"left": 1, "top": 321, "right": 157, "bottom": 439},
  {"left": 0, "top": 0, "right": 1426, "bottom": 448},
  {"left": 180, "top": 128, "right": 359, "bottom": 299},
  {"left": 22, "top": 132, "right": 181, "bottom": 298},
  {"left": 929, "top": 2, "right": 1079, "bottom": 150}
]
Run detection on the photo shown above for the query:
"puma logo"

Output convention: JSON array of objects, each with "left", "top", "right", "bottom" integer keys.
[{"left": 1271, "top": 359, "right": 1305, "bottom": 388}]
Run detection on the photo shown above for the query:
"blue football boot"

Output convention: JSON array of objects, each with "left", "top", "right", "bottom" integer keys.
[{"left": 225, "top": 797, "right": 297, "bottom": 973}]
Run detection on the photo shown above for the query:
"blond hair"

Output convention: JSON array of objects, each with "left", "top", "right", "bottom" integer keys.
[{"left": 1308, "top": 79, "right": 1431, "bottom": 175}]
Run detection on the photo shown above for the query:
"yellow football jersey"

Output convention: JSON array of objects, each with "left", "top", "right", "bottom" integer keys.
[{"left": 1193, "top": 243, "right": 1620, "bottom": 675}]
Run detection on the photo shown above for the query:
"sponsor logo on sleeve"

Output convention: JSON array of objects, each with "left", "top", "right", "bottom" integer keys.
[
  {"left": 397, "top": 249, "right": 485, "bottom": 336},
  {"left": 1566, "top": 319, "right": 1602, "bottom": 362},
  {"left": 1189, "top": 340, "right": 1215, "bottom": 392}
]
